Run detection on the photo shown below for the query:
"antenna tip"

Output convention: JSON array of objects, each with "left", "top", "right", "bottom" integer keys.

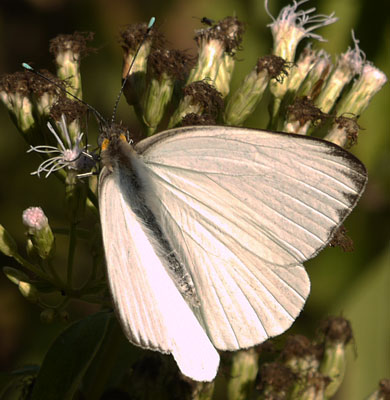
[
  {"left": 22, "top": 63, "right": 33, "bottom": 71},
  {"left": 148, "top": 17, "right": 156, "bottom": 29}
]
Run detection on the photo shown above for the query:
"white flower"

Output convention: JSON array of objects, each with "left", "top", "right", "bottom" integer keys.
[
  {"left": 28, "top": 114, "right": 93, "bottom": 177},
  {"left": 337, "top": 31, "right": 365, "bottom": 76},
  {"left": 335, "top": 62, "right": 387, "bottom": 116},
  {"left": 315, "top": 31, "right": 366, "bottom": 114},
  {"left": 265, "top": 0, "right": 338, "bottom": 61},
  {"left": 22, "top": 207, "right": 48, "bottom": 230}
]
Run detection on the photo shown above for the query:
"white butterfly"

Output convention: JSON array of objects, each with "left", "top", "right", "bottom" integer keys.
[{"left": 98, "top": 124, "right": 367, "bottom": 381}]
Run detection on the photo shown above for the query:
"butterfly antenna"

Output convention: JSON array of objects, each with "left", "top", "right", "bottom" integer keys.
[
  {"left": 110, "top": 17, "right": 155, "bottom": 125},
  {"left": 22, "top": 62, "right": 107, "bottom": 125}
]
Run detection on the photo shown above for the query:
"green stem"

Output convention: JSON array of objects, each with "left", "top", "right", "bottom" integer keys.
[
  {"left": 67, "top": 222, "right": 77, "bottom": 287},
  {"left": 267, "top": 97, "right": 281, "bottom": 131},
  {"left": 87, "top": 187, "right": 98, "bottom": 209},
  {"left": 13, "top": 253, "right": 54, "bottom": 283},
  {"left": 44, "top": 259, "right": 63, "bottom": 286}
]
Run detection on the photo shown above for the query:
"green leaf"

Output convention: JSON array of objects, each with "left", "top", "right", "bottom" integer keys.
[
  {"left": 0, "top": 365, "right": 39, "bottom": 400},
  {"left": 30, "top": 311, "right": 112, "bottom": 400}
]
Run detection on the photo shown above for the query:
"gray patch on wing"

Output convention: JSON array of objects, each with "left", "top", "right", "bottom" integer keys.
[{"left": 118, "top": 169, "right": 200, "bottom": 308}]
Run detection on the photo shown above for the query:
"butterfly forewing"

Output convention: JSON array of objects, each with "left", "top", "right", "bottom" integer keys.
[{"left": 99, "top": 163, "right": 219, "bottom": 381}]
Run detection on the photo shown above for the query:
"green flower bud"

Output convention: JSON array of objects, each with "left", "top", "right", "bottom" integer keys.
[
  {"left": 28, "top": 69, "right": 62, "bottom": 120},
  {"left": 316, "top": 33, "right": 365, "bottom": 114},
  {"left": 168, "top": 81, "right": 223, "bottom": 128},
  {"left": 285, "top": 53, "right": 332, "bottom": 134},
  {"left": 0, "top": 225, "right": 18, "bottom": 257},
  {"left": 291, "top": 371, "right": 330, "bottom": 400},
  {"left": 335, "top": 63, "right": 387, "bottom": 117},
  {"left": 18, "top": 281, "right": 39, "bottom": 303},
  {"left": 0, "top": 72, "right": 38, "bottom": 142},
  {"left": 120, "top": 23, "right": 156, "bottom": 107},
  {"left": 22, "top": 207, "right": 55, "bottom": 259},
  {"left": 324, "top": 62, "right": 386, "bottom": 148},
  {"left": 296, "top": 51, "right": 332, "bottom": 100},
  {"left": 266, "top": 0, "right": 337, "bottom": 102},
  {"left": 227, "top": 348, "right": 259, "bottom": 400},
  {"left": 214, "top": 53, "right": 235, "bottom": 98},
  {"left": 49, "top": 97, "right": 88, "bottom": 145},
  {"left": 325, "top": 115, "right": 361, "bottom": 148},
  {"left": 287, "top": 45, "right": 319, "bottom": 95},
  {"left": 284, "top": 97, "right": 329, "bottom": 135},
  {"left": 49, "top": 32, "right": 94, "bottom": 98},
  {"left": 187, "top": 17, "right": 244, "bottom": 95},
  {"left": 142, "top": 49, "right": 190, "bottom": 135},
  {"left": 143, "top": 73, "right": 174, "bottom": 135},
  {"left": 257, "top": 362, "right": 295, "bottom": 399},
  {"left": 192, "top": 382, "right": 215, "bottom": 400},
  {"left": 3, "top": 266, "right": 30, "bottom": 285},
  {"left": 282, "top": 335, "right": 320, "bottom": 374},
  {"left": 319, "top": 317, "right": 353, "bottom": 398},
  {"left": 224, "top": 55, "right": 285, "bottom": 126}
]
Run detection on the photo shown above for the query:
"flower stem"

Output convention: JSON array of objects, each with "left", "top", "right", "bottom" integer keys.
[{"left": 67, "top": 222, "right": 77, "bottom": 287}]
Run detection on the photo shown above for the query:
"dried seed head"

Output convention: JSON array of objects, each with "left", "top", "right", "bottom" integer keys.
[
  {"left": 182, "top": 80, "right": 224, "bottom": 116},
  {"left": 194, "top": 16, "right": 245, "bottom": 55},
  {"left": 286, "top": 96, "right": 329, "bottom": 126},
  {"left": 148, "top": 48, "right": 193, "bottom": 80},
  {"left": 50, "top": 96, "right": 88, "bottom": 123}
]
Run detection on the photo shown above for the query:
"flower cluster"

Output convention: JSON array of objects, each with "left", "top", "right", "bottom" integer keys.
[{"left": 0, "top": 1, "right": 387, "bottom": 398}]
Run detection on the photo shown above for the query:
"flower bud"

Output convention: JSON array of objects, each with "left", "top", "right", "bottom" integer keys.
[
  {"left": 335, "top": 63, "right": 387, "bottom": 117},
  {"left": 324, "top": 62, "right": 386, "bottom": 147},
  {"left": 293, "top": 371, "right": 330, "bottom": 400},
  {"left": 49, "top": 32, "right": 94, "bottom": 98},
  {"left": 296, "top": 51, "right": 332, "bottom": 100},
  {"left": 282, "top": 335, "right": 320, "bottom": 373},
  {"left": 3, "top": 266, "right": 29, "bottom": 285},
  {"left": 188, "top": 17, "right": 244, "bottom": 97},
  {"left": 227, "top": 348, "right": 259, "bottom": 400},
  {"left": 325, "top": 115, "right": 361, "bottom": 148},
  {"left": 28, "top": 69, "right": 63, "bottom": 120},
  {"left": 49, "top": 97, "right": 88, "bottom": 145},
  {"left": 18, "top": 281, "right": 39, "bottom": 303},
  {"left": 120, "top": 23, "right": 157, "bottom": 107},
  {"left": 0, "top": 225, "right": 18, "bottom": 258},
  {"left": 316, "top": 33, "right": 365, "bottom": 114},
  {"left": 319, "top": 317, "right": 353, "bottom": 398},
  {"left": 22, "top": 207, "right": 55, "bottom": 259},
  {"left": 257, "top": 362, "right": 295, "bottom": 399},
  {"left": 286, "top": 45, "right": 318, "bottom": 95},
  {"left": 168, "top": 81, "right": 223, "bottom": 128},
  {"left": 266, "top": 0, "right": 337, "bottom": 102},
  {"left": 142, "top": 49, "right": 191, "bottom": 135},
  {"left": 0, "top": 72, "right": 38, "bottom": 142},
  {"left": 224, "top": 55, "right": 286, "bottom": 126}
]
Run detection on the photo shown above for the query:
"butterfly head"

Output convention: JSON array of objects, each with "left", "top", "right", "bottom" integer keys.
[{"left": 99, "top": 123, "right": 133, "bottom": 172}]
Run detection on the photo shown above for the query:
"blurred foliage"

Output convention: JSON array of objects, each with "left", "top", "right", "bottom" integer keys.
[{"left": 0, "top": 0, "right": 388, "bottom": 399}]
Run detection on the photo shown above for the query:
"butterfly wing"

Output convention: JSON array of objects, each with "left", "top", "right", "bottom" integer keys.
[
  {"left": 134, "top": 126, "right": 367, "bottom": 350},
  {"left": 99, "top": 166, "right": 219, "bottom": 381}
]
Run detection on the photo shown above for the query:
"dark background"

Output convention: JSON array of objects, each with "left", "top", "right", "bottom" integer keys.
[{"left": 0, "top": 0, "right": 388, "bottom": 398}]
